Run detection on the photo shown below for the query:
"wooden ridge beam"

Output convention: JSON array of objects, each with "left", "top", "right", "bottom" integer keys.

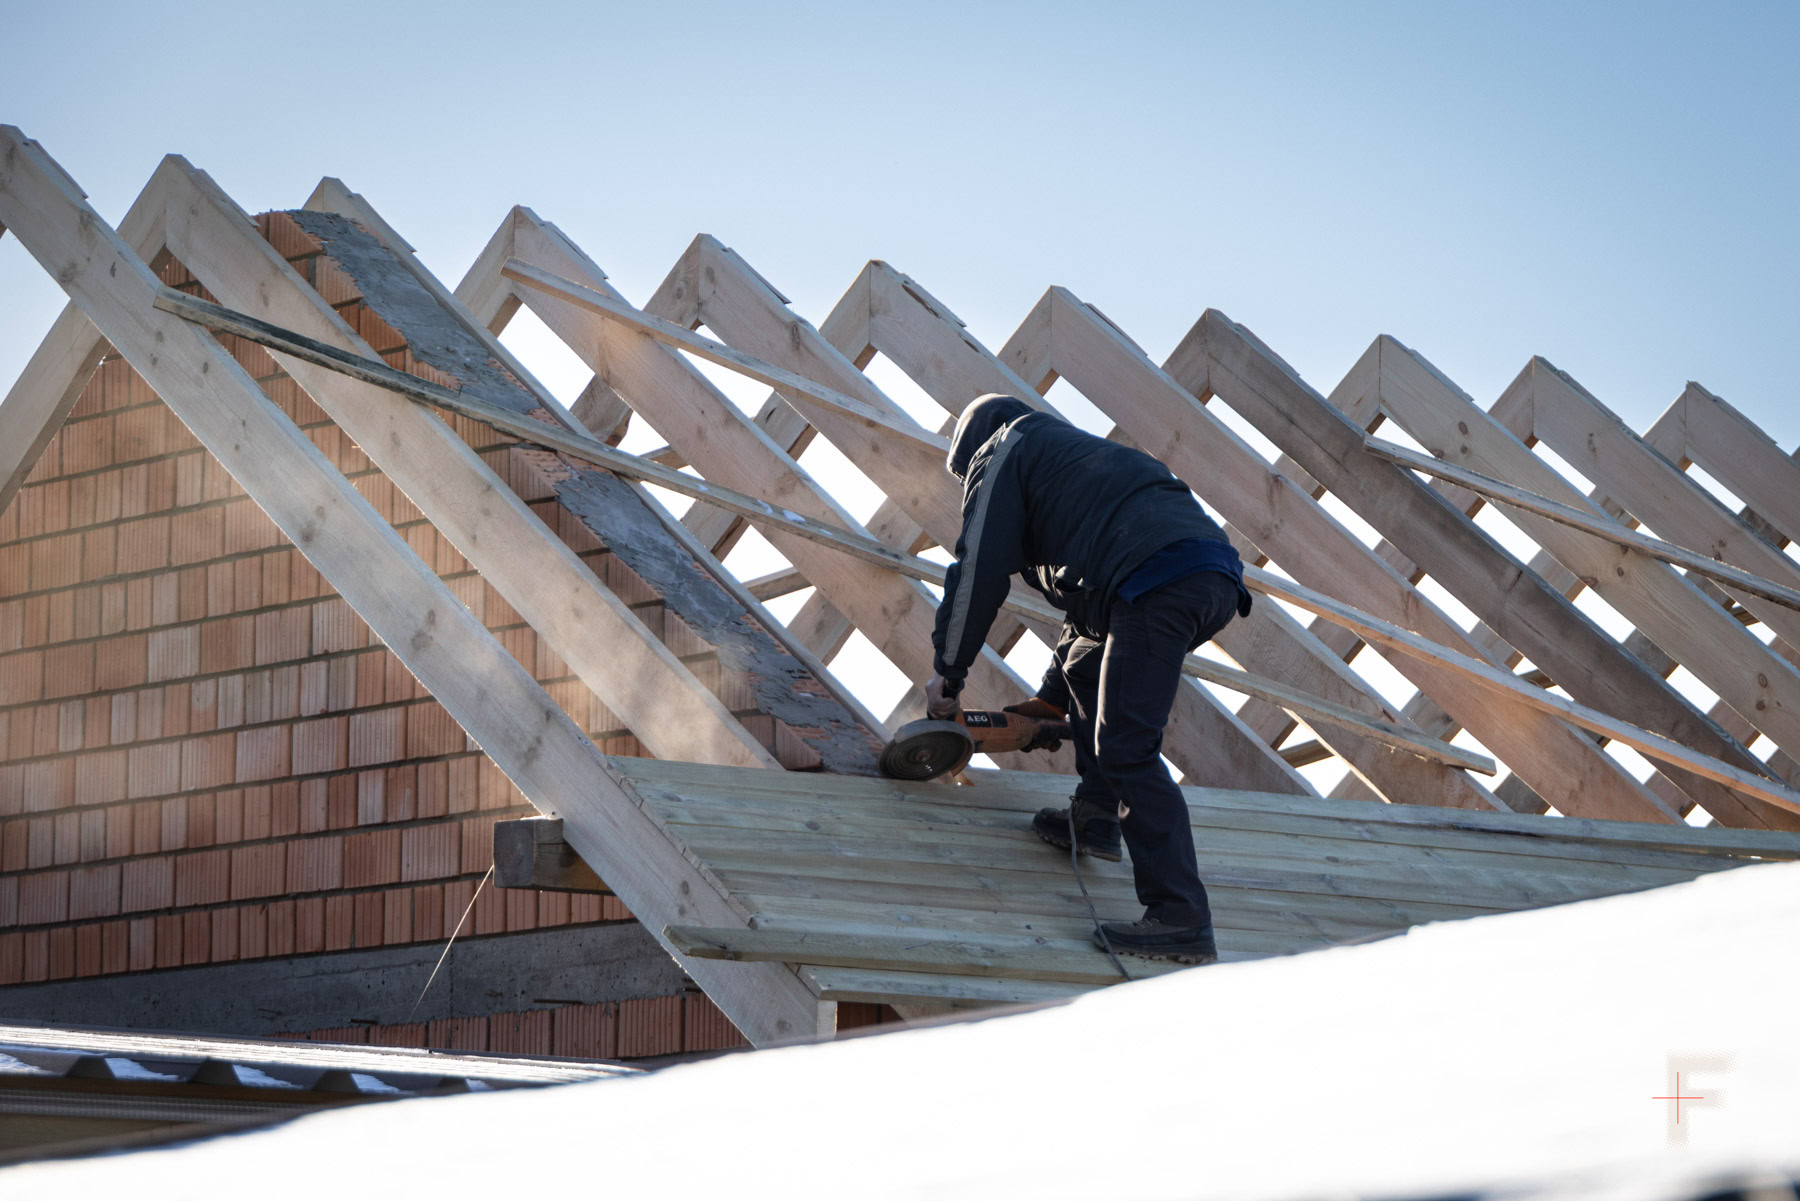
[{"left": 0, "top": 127, "right": 822, "bottom": 1046}]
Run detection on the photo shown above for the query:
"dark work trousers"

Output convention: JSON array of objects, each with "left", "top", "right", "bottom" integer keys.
[{"left": 1061, "top": 571, "right": 1242, "bottom": 928}]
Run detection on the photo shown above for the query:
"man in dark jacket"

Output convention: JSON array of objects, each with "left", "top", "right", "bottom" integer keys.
[{"left": 925, "top": 394, "right": 1252, "bottom": 962}]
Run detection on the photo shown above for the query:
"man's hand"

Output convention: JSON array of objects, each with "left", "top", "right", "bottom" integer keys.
[{"left": 924, "top": 673, "right": 961, "bottom": 720}]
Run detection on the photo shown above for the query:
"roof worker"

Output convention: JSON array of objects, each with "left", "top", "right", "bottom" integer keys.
[{"left": 925, "top": 394, "right": 1252, "bottom": 964}]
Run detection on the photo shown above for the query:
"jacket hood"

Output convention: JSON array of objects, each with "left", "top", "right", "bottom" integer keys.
[{"left": 947, "top": 394, "right": 1035, "bottom": 481}]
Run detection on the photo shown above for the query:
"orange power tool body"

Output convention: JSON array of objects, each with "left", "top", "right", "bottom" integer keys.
[{"left": 877, "top": 704, "right": 1073, "bottom": 781}]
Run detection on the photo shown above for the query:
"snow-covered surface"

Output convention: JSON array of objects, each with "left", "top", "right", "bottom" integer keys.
[{"left": 7, "top": 861, "right": 1797, "bottom": 1199}]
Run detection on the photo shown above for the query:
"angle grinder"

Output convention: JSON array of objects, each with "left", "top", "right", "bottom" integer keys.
[{"left": 877, "top": 703, "right": 1073, "bottom": 781}]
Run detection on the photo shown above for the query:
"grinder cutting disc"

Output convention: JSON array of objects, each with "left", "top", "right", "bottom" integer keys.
[{"left": 878, "top": 718, "right": 975, "bottom": 781}]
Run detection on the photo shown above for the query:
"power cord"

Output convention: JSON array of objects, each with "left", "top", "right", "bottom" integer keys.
[{"left": 1069, "top": 807, "right": 1131, "bottom": 982}]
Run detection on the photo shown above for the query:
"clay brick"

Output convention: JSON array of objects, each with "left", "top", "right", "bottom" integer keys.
[
  {"left": 71, "top": 586, "right": 102, "bottom": 641},
  {"left": 101, "top": 920, "right": 127, "bottom": 973},
  {"left": 411, "top": 884, "right": 444, "bottom": 942},
  {"left": 24, "top": 816, "right": 53, "bottom": 869},
  {"left": 175, "top": 848, "right": 230, "bottom": 907},
  {"left": 442, "top": 878, "right": 476, "bottom": 937},
  {"left": 354, "top": 770, "right": 385, "bottom": 825},
  {"left": 426, "top": 1016, "right": 487, "bottom": 1053},
  {"left": 268, "top": 665, "right": 300, "bottom": 723},
  {"left": 161, "top": 682, "right": 192, "bottom": 738},
  {"left": 178, "top": 567, "right": 208, "bottom": 622},
  {"left": 126, "top": 743, "right": 180, "bottom": 799},
  {"left": 53, "top": 811, "right": 79, "bottom": 864},
  {"left": 18, "top": 870, "right": 69, "bottom": 924},
  {"left": 20, "top": 931, "right": 48, "bottom": 982},
  {"left": 295, "top": 896, "right": 326, "bottom": 953},
  {"left": 229, "top": 842, "right": 286, "bottom": 901},
  {"left": 23, "top": 532, "right": 79, "bottom": 591},
  {"left": 232, "top": 556, "right": 263, "bottom": 612},
  {"left": 287, "top": 835, "right": 343, "bottom": 893},
  {"left": 215, "top": 673, "right": 245, "bottom": 728},
  {"left": 473, "top": 877, "right": 505, "bottom": 935},
  {"left": 105, "top": 804, "right": 132, "bottom": 858},
  {"left": 213, "top": 789, "right": 242, "bottom": 844},
  {"left": 684, "top": 995, "right": 748, "bottom": 1052},
  {"left": 242, "top": 669, "right": 275, "bottom": 726},
  {"left": 62, "top": 416, "right": 114, "bottom": 474},
  {"left": 126, "top": 917, "right": 155, "bottom": 970},
  {"left": 353, "top": 891, "right": 384, "bottom": 947},
  {"left": 223, "top": 499, "right": 280, "bottom": 555},
  {"left": 234, "top": 725, "right": 289, "bottom": 783},
  {"left": 537, "top": 891, "right": 569, "bottom": 928},
  {"left": 150, "top": 573, "right": 179, "bottom": 627},
  {"left": 348, "top": 708, "right": 403, "bottom": 768},
  {"left": 238, "top": 905, "right": 268, "bottom": 960},
  {"left": 381, "top": 888, "right": 412, "bottom": 945},
  {"left": 113, "top": 406, "right": 172, "bottom": 461},
  {"left": 326, "top": 775, "right": 357, "bottom": 829},
  {"left": 353, "top": 653, "right": 385, "bottom": 708},
  {"left": 91, "top": 635, "right": 145, "bottom": 693},
  {"left": 68, "top": 863, "right": 122, "bottom": 920},
  {"left": 366, "top": 1021, "right": 426, "bottom": 1049},
  {"left": 324, "top": 894, "right": 354, "bottom": 951},
  {"left": 505, "top": 888, "right": 537, "bottom": 932},
  {"left": 115, "top": 515, "right": 171, "bottom": 574},
  {"left": 98, "top": 583, "right": 126, "bottom": 636},
  {"left": 200, "top": 615, "right": 255, "bottom": 674},
  {"left": 133, "top": 686, "right": 166, "bottom": 741},
  {"left": 488, "top": 1009, "right": 552, "bottom": 1056},
  {"left": 0, "top": 932, "right": 23, "bottom": 985},
  {"left": 131, "top": 801, "right": 161, "bottom": 854},
  {"left": 310, "top": 598, "right": 364, "bottom": 654},
  {"left": 160, "top": 796, "right": 188, "bottom": 850},
  {"left": 47, "top": 928, "right": 75, "bottom": 980},
  {"left": 75, "top": 924, "right": 102, "bottom": 976},
  {"left": 404, "top": 700, "right": 463, "bottom": 758},
  {"left": 383, "top": 765, "right": 416, "bottom": 823},
  {"left": 291, "top": 716, "right": 347, "bottom": 774},
  {"left": 267, "top": 899, "right": 296, "bottom": 957},
  {"left": 0, "top": 876, "right": 14, "bottom": 927},
  {"left": 153, "top": 912, "right": 185, "bottom": 967},
  {"left": 459, "top": 815, "right": 498, "bottom": 873},
  {"left": 416, "top": 761, "right": 448, "bottom": 820},
  {"left": 211, "top": 908, "right": 238, "bottom": 962},
  {"left": 344, "top": 828, "right": 401, "bottom": 888},
  {"left": 121, "top": 857, "right": 174, "bottom": 912},
  {"left": 146, "top": 626, "right": 200, "bottom": 683},
  {"left": 78, "top": 809, "right": 105, "bottom": 861},
  {"left": 180, "top": 733, "right": 236, "bottom": 792},
  {"left": 0, "top": 651, "right": 44, "bottom": 704},
  {"left": 616, "top": 995, "right": 684, "bottom": 1058},
  {"left": 42, "top": 642, "right": 96, "bottom": 699},
  {"left": 254, "top": 607, "right": 310, "bottom": 665},
  {"left": 269, "top": 781, "right": 300, "bottom": 838}
]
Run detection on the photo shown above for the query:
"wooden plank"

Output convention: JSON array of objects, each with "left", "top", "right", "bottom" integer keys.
[
  {"left": 1658, "top": 383, "right": 1800, "bottom": 544},
  {"left": 1017, "top": 290, "right": 1669, "bottom": 821},
  {"left": 0, "top": 129, "right": 820, "bottom": 1047},
  {"left": 1363, "top": 435, "right": 1800, "bottom": 612},
  {"left": 670, "top": 925, "right": 1193, "bottom": 985},
  {"left": 154, "top": 159, "right": 783, "bottom": 774},
  {"left": 801, "top": 967, "right": 1091, "bottom": 1008},
  {"left": 492, "top": 817, "right": 607, "bottom": 893}
]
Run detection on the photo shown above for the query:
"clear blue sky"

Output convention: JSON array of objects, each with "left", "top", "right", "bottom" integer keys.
[{"left": 3, "top": 0, "right": 1796, "bottom": 444}]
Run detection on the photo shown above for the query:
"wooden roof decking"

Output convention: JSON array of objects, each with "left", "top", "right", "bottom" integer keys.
[
  {"left": 629, "top": 759, "right": 1800, "bottom": 1010},
  {"left": 7, "top": 126, "right": 1800, "bottom": 1044}
]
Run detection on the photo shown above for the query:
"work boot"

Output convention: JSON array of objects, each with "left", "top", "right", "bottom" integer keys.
[
  {"left": 1031, "top": 797, "right": 1123, "bottom": 862},
  {"left": 1095, "top": 918, "right": 1218, "bottom": 965}
]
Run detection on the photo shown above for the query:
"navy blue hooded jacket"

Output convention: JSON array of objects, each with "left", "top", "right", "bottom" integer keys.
[{"left": 930, "top": 394, "right": 1242, "bottom": 687}]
